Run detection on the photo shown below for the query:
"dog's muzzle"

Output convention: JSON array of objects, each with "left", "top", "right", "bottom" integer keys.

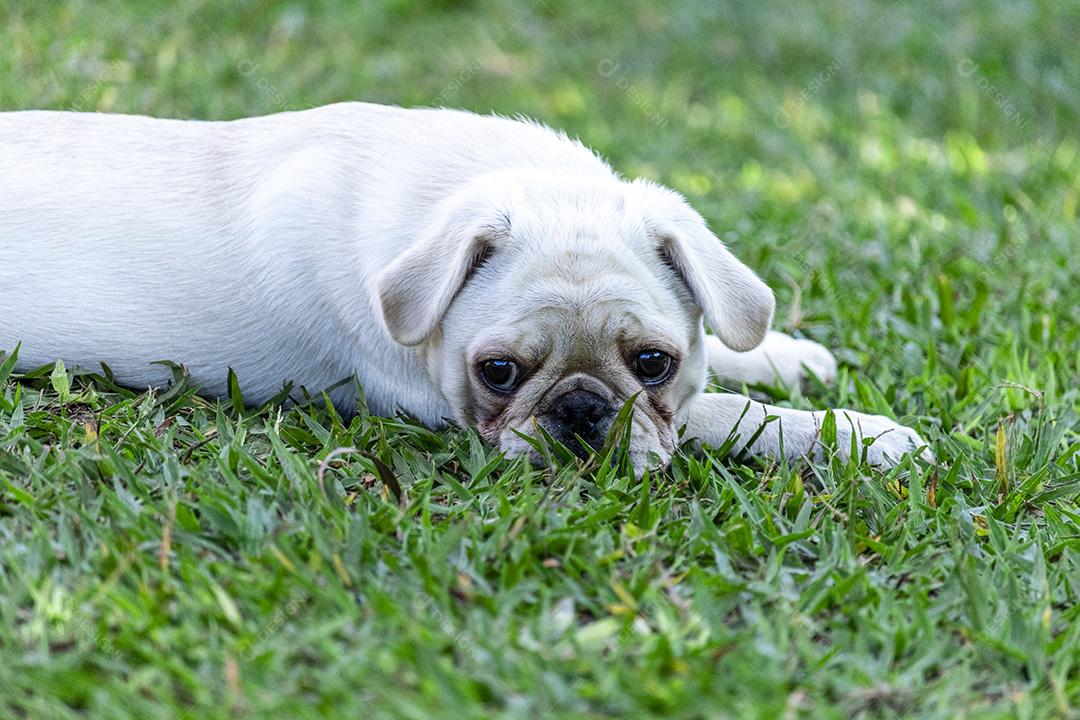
[{"left": 539, "top": 388, "right": 615, "bottom": 458}]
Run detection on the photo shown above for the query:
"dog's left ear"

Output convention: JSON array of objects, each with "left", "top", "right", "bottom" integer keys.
[
  {"left": 375, "top": 190, "right": 509, "bottom": 346},
  {"left": 633, "top": 181, "right": 775, "bottom": 351}
]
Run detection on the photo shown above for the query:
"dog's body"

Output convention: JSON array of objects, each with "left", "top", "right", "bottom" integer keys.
[
  {"left": 0, "top": 102, "right": 930, "bottom": 471},
  {"left": 2, "top": 103, "right": 525, "bottom": 420}
]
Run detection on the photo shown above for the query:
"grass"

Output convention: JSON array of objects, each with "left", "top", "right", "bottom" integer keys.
[{"left": 2, "top": 0, "right": 1079, "bottom": 717}]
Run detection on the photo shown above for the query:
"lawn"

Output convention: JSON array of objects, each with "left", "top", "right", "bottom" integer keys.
[{"left": 2, "top": 0, "right": 1079, "bottom": 717}]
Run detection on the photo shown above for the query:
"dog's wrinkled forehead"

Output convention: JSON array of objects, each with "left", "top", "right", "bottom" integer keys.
[
  {"left": 496, "top": 195, "right": 687, "bottom": 304},
  {"left": 496, "top": 186, "right": 643, "bottom": 254},
  {"left": 476, "top": 239, "right": 693, "bottom": 347}
]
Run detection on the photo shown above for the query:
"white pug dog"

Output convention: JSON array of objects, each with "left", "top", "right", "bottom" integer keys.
[{"left": 0, "top": 102, "right": 931, "bottom": 472}]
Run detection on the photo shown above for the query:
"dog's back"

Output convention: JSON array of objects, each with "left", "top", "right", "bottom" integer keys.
[{"left": 0, "top": 103, "right": 612, "bottom": 410}]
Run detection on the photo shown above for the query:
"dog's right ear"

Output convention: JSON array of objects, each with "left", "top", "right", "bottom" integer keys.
[
  {"left": 629, "top": 180, "right": 775, "bottom": 352},
  {"left": 375, "top": 191, "right": 510, "bottom": 346}
]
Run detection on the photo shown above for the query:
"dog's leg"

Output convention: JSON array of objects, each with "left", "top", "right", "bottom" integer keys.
[
  {"left": 684, "top": 392, "right": 933, "bottom": 467},
  {"left": 705, "top": 332, "right": 838, "bottom": 389}
]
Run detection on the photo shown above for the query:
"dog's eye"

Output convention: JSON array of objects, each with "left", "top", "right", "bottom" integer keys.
[
  {"left": 633, "top": 350, "right": 673, "bottom": 385},
  {"left": 480, "top": 359, "right": 520, "bottom": 393}
]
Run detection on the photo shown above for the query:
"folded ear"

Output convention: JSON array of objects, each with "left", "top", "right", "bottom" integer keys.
[
  {"left": 634, "top": 182, "right": 774, "bottom": 351},
  {"left": 375, "top": 192, "right": 509, "bottom": 346}
]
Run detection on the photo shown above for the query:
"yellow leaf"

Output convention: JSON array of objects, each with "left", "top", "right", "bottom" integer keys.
[
  {"left": 609, "top": 581, "right": 637, "bottom": 611},
  {"left": 160, "top": 522, "right": 171, "bottom": 573},
  {"left": 211, "top": 582, "right": 242, "bottom": 627},
  {"left": 331, "top": 553, "right": 352, "bottom": 588},
  {"left": 995, "top": 423, "right": 1008, "bottom": 495},
  {"left": 83, "top": 418, "right": 98, "bottom": 443},
  {"left": 160, "top": 500, "right": 175, "bottom": 574},
  {"left": 269, "top": 545, "right": 296, "bottom": 573}
]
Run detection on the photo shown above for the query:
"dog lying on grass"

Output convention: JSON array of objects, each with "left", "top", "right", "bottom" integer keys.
[{"left": 0, "top": 102, "right": 932, "bottom": 473}]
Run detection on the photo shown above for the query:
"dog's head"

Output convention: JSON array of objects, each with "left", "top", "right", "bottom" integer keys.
[{"left": 375, "top": 172, "right": 774, "bottom": 472}]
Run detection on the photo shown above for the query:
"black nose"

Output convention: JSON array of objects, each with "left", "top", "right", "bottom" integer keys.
[{"left": 544, "top": 389, "right": 612, "bottom": 458}]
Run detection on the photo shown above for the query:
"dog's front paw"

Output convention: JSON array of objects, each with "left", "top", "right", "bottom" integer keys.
[
  {"left": 760, "top": 332, "right": 838, "bottom": 387},
  {"left": 825, "top": 410, "right": 934, "bottom": 467},
  {"left": 705, "top": 331, "right": 839, "bottom": 390}
]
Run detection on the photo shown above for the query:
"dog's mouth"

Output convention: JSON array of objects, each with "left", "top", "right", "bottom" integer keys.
[{"left": 496, "top": 407, "right": 677, "bottom": 475}]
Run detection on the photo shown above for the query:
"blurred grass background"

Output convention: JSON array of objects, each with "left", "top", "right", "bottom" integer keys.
[
  {"left": 1, "top": 1, "right": 1079, "bottom": 718},
  {"left": 5, "top": 0, "right": 1079, "bottom": 356}
]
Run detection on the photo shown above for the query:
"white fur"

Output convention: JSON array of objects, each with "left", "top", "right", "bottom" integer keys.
[
  {"left": 706, "top": 332, "right": 838, "bottom": 389},
  {"left": 0, "top": 102, "right": 931, "bottom": 471},
  {"left": 686, "top": 393, "right": 935, "bottom": 466}
]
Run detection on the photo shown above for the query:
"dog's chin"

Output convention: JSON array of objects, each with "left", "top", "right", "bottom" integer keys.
[{"left": 496, "top": 420, "right": 674, "bottom": 478}]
